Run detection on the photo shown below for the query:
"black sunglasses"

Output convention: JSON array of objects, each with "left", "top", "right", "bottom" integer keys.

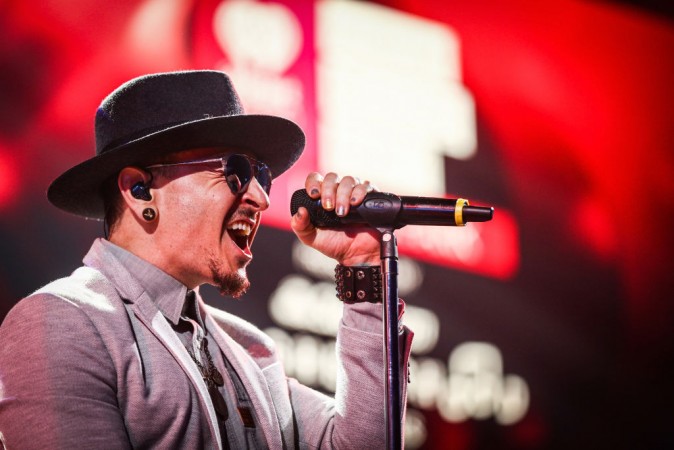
[{"left": 147, "top": 154, "right": 273, "bottom": 195}]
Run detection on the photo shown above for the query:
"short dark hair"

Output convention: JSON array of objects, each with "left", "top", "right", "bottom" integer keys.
[{"left": 101, "top": 173, "right": 123, "bottom": 235}]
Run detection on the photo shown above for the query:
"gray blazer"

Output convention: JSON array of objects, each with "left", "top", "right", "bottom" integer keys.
[{"left": 0, "top": 241, "right": 413, "bottom": 449}]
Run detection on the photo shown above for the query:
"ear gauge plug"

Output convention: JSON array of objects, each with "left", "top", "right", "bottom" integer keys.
[{"left": 142, "top": 208, "right": 156, "bottom": 222}]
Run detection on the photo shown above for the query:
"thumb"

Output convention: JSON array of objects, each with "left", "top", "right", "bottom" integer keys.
[{"left": 290, "top": 207, "right": 317, "bottom": 245}]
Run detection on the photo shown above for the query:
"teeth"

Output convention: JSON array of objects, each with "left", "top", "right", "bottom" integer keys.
[{"left": 227, "top": 222, "right": 252, "bottom": 236}]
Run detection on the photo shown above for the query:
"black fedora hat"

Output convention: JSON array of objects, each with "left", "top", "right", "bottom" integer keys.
[{"left": 47, "top": 70, "right": 305, "bottom": 219}]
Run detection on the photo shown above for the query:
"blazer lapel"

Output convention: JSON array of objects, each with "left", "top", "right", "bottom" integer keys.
[
  {"left": 82, "top": 240, "right": 222, "bottom": 449},
  {"left": 130, "top": 293, "right": 223, "bottom": 450},
  {"left": 203, "top": 312, "right": 284, "bottom": 450}
]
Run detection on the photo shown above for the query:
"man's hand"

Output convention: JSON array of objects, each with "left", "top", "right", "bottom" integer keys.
[{"left": 290, "top": 172, "right": 381, "bottom": 266}]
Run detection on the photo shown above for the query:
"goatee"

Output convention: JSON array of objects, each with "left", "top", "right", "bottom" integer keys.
[{"left": 209, "top": 258, "right": 250, "bottom": 298}]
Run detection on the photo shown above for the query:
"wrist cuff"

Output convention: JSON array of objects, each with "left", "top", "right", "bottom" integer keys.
[{"left": 335, "top": 264, "right": 382, "bottom": 303}]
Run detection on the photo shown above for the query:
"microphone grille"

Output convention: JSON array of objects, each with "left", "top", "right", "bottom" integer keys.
[{"left": 290, "top": 189, "right": 342, "bottom": 227}]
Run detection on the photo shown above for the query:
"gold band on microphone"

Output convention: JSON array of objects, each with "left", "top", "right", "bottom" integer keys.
[{"left": 455, "top": 198, "right": 469, "bottom": 226}]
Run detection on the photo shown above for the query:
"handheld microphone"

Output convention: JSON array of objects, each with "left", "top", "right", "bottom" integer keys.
[{"left": 290, "top": 189, "right": 494, "bottom": 229}]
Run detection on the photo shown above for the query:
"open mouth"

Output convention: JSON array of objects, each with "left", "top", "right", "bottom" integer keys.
[{"left": 227, "top": 221, "right": 253, "bottom": 251}]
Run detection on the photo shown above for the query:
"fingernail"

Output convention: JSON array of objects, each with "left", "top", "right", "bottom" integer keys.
[
  {"left": 310, "top": 188, "right": 319, "bottom": 196},
  {"left": 336, "top": 205, "right": 345, "bottom": 216},
  {"left": 350, "top": 197, "right": 357, "bottom": 204},
  {"left": 324, "top": 198, "right": 333, "bottom": 210}
]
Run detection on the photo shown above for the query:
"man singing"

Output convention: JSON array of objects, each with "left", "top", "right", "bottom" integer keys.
[{"left": 0, "top": 70, "right": 412, "bottom": 449}]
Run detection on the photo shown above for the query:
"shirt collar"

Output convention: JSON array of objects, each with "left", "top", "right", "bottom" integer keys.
[{"left": 88, "top": 238, "right": 190, "bottom": 325}]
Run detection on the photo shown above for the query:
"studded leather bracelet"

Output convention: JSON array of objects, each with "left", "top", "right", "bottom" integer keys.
[{"left": 334, "top": 264, "right": 383, "bottom": 304}]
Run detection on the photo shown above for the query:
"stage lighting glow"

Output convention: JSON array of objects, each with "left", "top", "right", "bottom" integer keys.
[
  {"left": 126, "top": 0, "right": 190, "bottom": 69},
  {"left": 398, "top": 224, "right": 484, "bottom": 266},
  {"left": 404, "top": 409, "right": 427, "bottom": 449},
  {"left": 495, "top": 375, "right": 530, "bottom": 425},
  {"left": 211, "top": 0, "right": 306, "bottom": 120},
  {"left": 407, "top": 358, "right": 447, "bottom": 410},
  {"left": 316, "top": 0, "right": 477, "bottom": 196},
  {"left": 438, "top": 342, "right": 529, "bottom": 424},
  {"left": 264, "top": 328, "right": 529, "bottom": 434},
  {"left": 0, "top": 150, "right": 18, "bottom": 209},
  {"left": 214, "top": 0, "right": 303, "bottom": 73}
]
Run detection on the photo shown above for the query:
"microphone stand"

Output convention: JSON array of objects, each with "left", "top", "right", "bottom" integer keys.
[
  {"left": 377, "top": 226, "right": 402, "bottom": 450},
  {"left": 349, "top": 194, "right": 407, "bottom": 450},
  {"left": 289, "top": 189, "right": 494, "bottom": 450}
]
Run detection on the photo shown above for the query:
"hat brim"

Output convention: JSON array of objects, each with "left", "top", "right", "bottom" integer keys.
[{"left": 47, "top": 114, "right": 305, "bottom": 220}]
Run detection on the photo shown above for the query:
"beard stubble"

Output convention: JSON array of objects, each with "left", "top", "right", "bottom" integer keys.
[{"left": 208, "top": 256, "right": 250, "bottom": 298}]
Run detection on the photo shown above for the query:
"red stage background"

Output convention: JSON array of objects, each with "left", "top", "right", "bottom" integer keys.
[{"left": 1, "top": 1, "right": 673, "bottom": 448}]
